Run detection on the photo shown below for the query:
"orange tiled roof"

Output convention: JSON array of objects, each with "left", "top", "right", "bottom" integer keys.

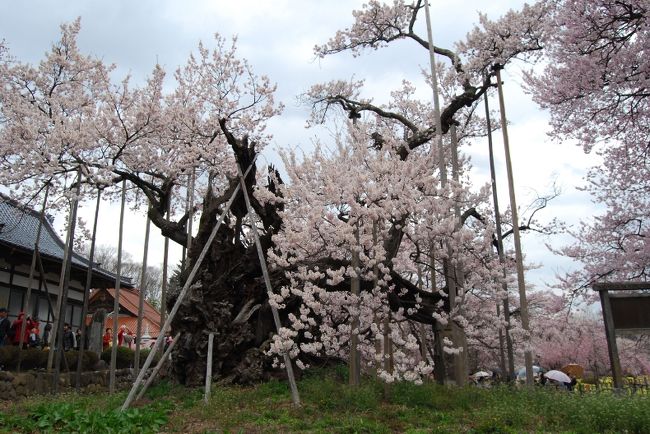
[{"left": 89, "top": 287, "right": 162, "bottom": 337}]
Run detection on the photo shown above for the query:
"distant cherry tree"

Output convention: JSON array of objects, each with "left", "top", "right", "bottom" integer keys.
[{"left": 525, "top": 0, "right": 650, "bottom": 295}]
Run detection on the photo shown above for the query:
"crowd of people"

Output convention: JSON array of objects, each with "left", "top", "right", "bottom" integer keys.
[
  {"left": 0, "top": 307, "right": 83, "bottom": 351},
  {"left": 2, "top": 307, "right": 176, "bottom": 364},
  {"left": 102, "top": 325, "right": 135, "bottom": 350}
]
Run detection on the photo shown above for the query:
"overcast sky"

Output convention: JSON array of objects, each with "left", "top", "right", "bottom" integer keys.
[{"left": 0, "top": 0, "right": 596, "bottom": 291}]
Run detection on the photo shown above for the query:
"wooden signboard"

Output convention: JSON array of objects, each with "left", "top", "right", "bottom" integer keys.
[{"left": 593, "top": 282, "right": 650, "bottom": 389}]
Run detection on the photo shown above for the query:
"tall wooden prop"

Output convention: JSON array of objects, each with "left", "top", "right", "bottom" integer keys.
[
  {"left": 109, "top": 180, "right": 127, "bottom": 394},
  {"left": 449, "top": 125, "right": 469, "bottom": 385},
  {"left": 75, "top": 188, "right": 102, "bottom": 389},
  {"left": 484, "top": 91, "right": 515, "bottom": 380},
  {"left": 17, "top": 183, "right": 50, "bottom": 372},
  {"left": 53, "top": 174, "right": 81, "bottom": 392},
  {"left": 349, "top": 226, "right": 361, "bottom": 386},
  {"left": 134, "top": 212, "right": 151, "bottom": 377},
  {"left": 236, "top": 162, "right": 301, "bottom": 406},
  {"left": 121, "top": 161, "right": 257, "bottom": 410},
  {"left": 47, "top": 194, "right": 75, "bottom": 372},
  {"left": 160, "top": 201, "right": 170, "bottom": 327},
  {"left": 424, "top": 0, "right": 466, "bottom": 384},
  {"left": 494, "top": 67, "right": 534, "bottom": 385}
]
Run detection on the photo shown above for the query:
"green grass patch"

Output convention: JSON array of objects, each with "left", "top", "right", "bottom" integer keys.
[{"left": 2, "top": 368, "right": 650, "bottom": 433}]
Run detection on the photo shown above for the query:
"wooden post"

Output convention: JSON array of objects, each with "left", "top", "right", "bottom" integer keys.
[
  {"left": 53, "top": 174, "right": 81, "bottom": 392},
  {"left": 383, "top": 312, "right": 393, "bottom": 397},
  {"left": 75, "top": 188, "right": 102, "bottom": 390},
  {"left": 160, "top": 201, "right": 170, "bottom": 328},
  {"left": 349, "top": 226, "right": 361, "bottom": 386},
  {"left": 236, "top": 162, "right": 301, "bottom": 406},
  {"left": 47, "top": 191, "right": 75, "bottom": 372},
  {"left": 450, "top": 125, "right": 468, "bottom": 386},
  {"left": 424, "top": 0, "right": 463, "bottom": 385},
  {"left": 204, "top": 332, "right": 215, "bottom": 403},
  {"left": 135, "top": 332, "right": 181, "bottom": 401},
  {"left": 430, "top": 247, "right": 446, "bottom": 385},
  {"left": 121, "top": 160, "right": 257, "bottom": 411},
  {"left": 598, "top": 290, "right": 624, "bottom": 389},
  {"left": 134, "top": 212, "right": 151, "bottom": 378},
  {"left": 494, "top": 67, "right": 534, "bottom": 385},
  {"left": 484, "top": 91, "right": 515, "bottom": 380},
  {"left": 17, "top": 183, "right": 50, "bottom": 372},
  {"left": 109, "top": 180, "right": 127, "bottom": 394}
]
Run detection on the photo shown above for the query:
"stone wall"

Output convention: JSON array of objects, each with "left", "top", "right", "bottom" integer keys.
[{"left": 0, "top": 368, "right": 148, "bottom": 400}]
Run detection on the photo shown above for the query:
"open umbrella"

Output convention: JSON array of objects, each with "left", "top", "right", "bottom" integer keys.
[
  {"left": 560, "top": 364, "right": 584, "bottom": 378},
  {"left": 544, "top": 370, "right": 571, "bottom": 383},
  {"left": 515, "top": 366, "right": 543, "bottom": 379}
]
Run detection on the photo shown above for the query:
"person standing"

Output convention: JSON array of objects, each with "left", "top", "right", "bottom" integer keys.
[
  {"left": 11, "top": 312, "right": 29, "bottom": 347},
  {"left": 102, "top": 328, "right": 113, "bottom": 351},
  {"left": 0, "top": 307, "right": 10, "bottom": 346},
  {"left": 62, "top": 323, "right": 76, "bottom": 351},
  {"left": 42, "top": 323, "right": 52, "bottom": 349}
]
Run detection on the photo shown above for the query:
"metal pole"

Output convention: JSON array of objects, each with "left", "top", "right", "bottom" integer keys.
[
  {"left": 134, "top": 212, "right": 151, "bottom": 378},
  {"left": 204, "top": 332, "right": 214, "bottom": 403},
  {"left": 494, "top": 67, "right": 534, "bottom": 385},
  {"left": 236, "top": 162, "right": 301, "bottom": 406},
  {"left": 121, "top": 159, "right": 258, "bottom": 411},
  {"left": 109, "top": 180, "right": 127, "bottom": 394},
  {"left": 75, "top": 188, "right": 102, "bottom": 390},
  {"left": 17, "top": 183, "right": 50, "bottom": 372},
  {"left": 484, "top": 91, "right": 515, "bottom": 380}
]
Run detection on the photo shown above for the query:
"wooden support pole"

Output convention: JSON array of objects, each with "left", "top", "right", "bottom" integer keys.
[
  {"left": 160, "top": 201, "right": 170, "bottom": 328},
  {"left": 135, "top": 332, "right": 180, "bottom": 401},
  {"left": 134, "top": 212, "right": 151, "bottom": 378},
  {"left": 76, "top": 188, "right": 102, "bottom": 390},
  {"left": 495, "top": 67, "right": 534, "bottom": 385},
  {"left": 109, "top": 180, "right": 127, "bottom": 394},
  {"left": 53, "top": 174, "right": 81, "bottom": 392},
  {"left": 450, "top": 125, "right": 468, "bottom": 386},
  {"left": 204, "top": 332, "right": 215, "bottom": 404},
  {"left": 236, "top": 162, "right": 301, "bottom": 406},
  {"left": 17, "top": 183, "right": 49, "bottom": 372},
  {"left": 349, "top": 226, "right": 361, "bottom": 387},
  {"left": 47, "top": 189, "right": 75, "bottom": 372},
  {"left": 599, "top": 290, "right": 623, "bottom": 389},
  {"left": 121, "top": 160, "right": 257, "bottom": 411},
  {"left": 484, "top": 91, "right": 515, "bottom": 380}
]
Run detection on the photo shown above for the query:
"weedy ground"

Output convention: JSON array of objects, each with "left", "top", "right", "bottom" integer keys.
[{"left": 1, "top": 366, "right": 649, "bottom": 433}]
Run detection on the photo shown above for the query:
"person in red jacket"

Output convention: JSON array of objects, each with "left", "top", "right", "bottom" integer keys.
[
  {"left": 11, "top": 312, "right": 30, "bottom": 347},
  {"left": 102, "top": 327, "right": 113, "bottom": 350}
]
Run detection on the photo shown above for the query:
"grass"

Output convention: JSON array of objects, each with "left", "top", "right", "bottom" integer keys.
[{"left": 1, "top": 367, "right": 649, "bottom": 433}]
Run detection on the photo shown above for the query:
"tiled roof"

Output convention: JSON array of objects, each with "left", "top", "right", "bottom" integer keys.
[
  {"left": 0, "top": 193, "right": 132, "bottom": 287},
  {"left": 90, "top": 287, "right": 162, "bottom": 336}
]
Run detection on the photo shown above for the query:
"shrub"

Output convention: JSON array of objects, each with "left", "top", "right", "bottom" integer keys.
[
  {"left": 19, "top": 348, "right": 48, "bottom": 370},
  {"left": 0, "top": 347, "right": 101, "bottom": 371},
  {"left": 0, "top": 345, "right": 19, "bottom": 369},
  {"left": 64, "top": 350, "right": 99, "bottom": 371},
  {"left": 101, "top": 346, "right": 134, "bottom": 369},
  {"left": 139, "top": 348, "right": 161, "bottom": 368}
]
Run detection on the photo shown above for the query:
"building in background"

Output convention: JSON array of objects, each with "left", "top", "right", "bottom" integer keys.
[
  {"left": 0, "top": 193, "right": 133, "bottom": 332},
  {"left": 88, "top": 287, "right": 162, "bottom": 345}
]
